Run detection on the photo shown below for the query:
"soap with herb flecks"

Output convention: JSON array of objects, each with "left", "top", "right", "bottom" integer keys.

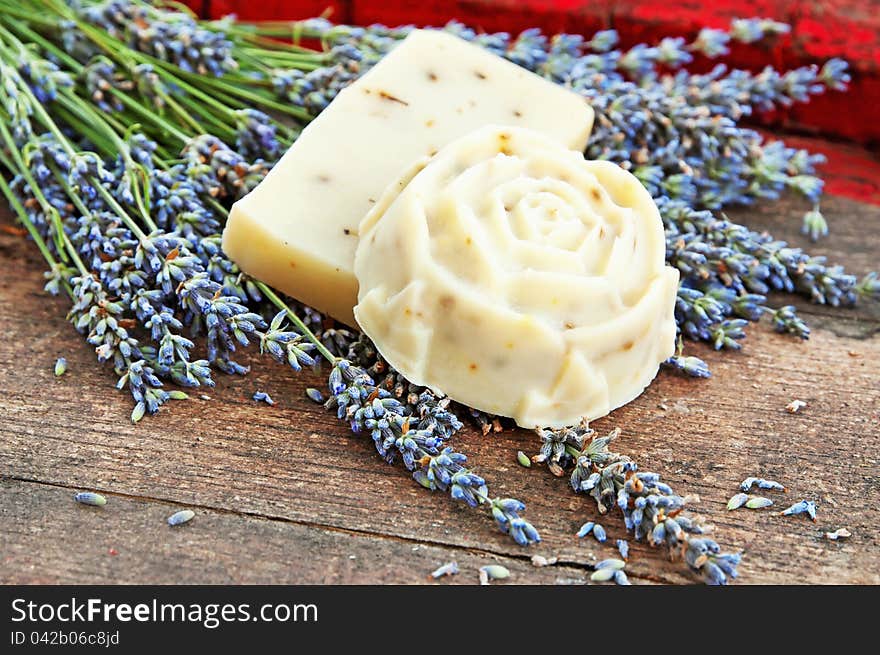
[
  {"left": 222, "top": 29, "right": 594, "bottom": 326},
  {"left": 354, "top": 126, "right": 679, "bottom": 428}
]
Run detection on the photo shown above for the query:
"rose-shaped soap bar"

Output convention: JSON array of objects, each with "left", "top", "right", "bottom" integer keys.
[{"left": 353, "top": 125, "right": 679, "bottom": 428}]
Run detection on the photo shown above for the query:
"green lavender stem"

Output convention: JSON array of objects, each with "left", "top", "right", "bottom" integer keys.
[
  {"left": 2, "top": 18, "right": 191, "bottom": 143},
  {"left": 0, "top": 119, "right": 85, "bottom": 272},
  {"left": 0, "top": 155, "right": 72, "bottom": 296},
  {"left": 257, "top": 282, "right": 337, "bottom": 363}
]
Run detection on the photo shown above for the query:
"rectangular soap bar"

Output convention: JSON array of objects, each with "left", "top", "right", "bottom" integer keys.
[{"left": 222, "top": 29, "right": 594, "bottom": 326}]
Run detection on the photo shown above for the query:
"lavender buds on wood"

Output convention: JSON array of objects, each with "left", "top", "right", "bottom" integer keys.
[
  {"left": 542, "top": 424, "right": 742, "bottom": 585},
  {"left": 74, "top": 491, "right": 107, "bottom": 506},
  {"left": 0, "top": 1, "right": 876, "bottom": 576}
]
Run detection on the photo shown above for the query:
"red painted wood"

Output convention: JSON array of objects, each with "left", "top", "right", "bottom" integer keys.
[
  {"left": 350, "top": 1, "right": 610, "bottom": 35},
  {"left": 178, "top": 0, "right": 202, "bottom": 11},
  {"left": 209, "top": 0, "right": 349, "bottom": 23},
  {"left": 793, "top": 2, "right": 880, "bottom": 71},
  {"left": 773, "top": 133, "right": 880, "bottom": 206},
  {"left": 785, "top": 2, "right": 880, "bottom": 143}
]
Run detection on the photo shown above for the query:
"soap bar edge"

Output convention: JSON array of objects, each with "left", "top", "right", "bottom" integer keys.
[{"left": 223, "top": 204, "right": 359, "bottom": 327}]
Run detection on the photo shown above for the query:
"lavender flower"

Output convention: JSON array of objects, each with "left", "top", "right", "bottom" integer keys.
[
  {"left": 820, "top": 59, "right": 851, "bottom": 91},
  {"left": 252, "top": 391, "right": 275, "bottom": 405},
  {"left": 479, "top": 564, "right": 510, "bottom": 582},
  {"left": 780, "top": 500, "right": 817, "bottom": 521},
  {"left": 303, "top": 17, "right": 870, "bottom": 371},
  {"left": 690, "top": 28, "right": 731, "bottom": 58},
  {"left": 587, "top": 30, "right": 619, "bottom": 53},
  {"left": 430, "top": 561, "right": 459, "bottom": 578},
  {"left": 16, "top": 48, "right": 73, "bottom": 103},
  {"left": 132, "top": 64, "right": 166, "bottom": 109},
  {"left": 78, "top": 0, "right": 237, "bottom": 76},
  {"left": 234, "top": 109, "right": 282, "bottom": 162},
  {"left": 665, "top": 354, "right": 712, "bottom": 378},
  {"left": 740, "top": 477, "right": 785, "bottom": 492},
  {"left": 576, "top": 521, "right": 595, "bottom": 539},
  {"left": 167, "top": 509, "right": 195, "bottom": 526},
  {"left": 557, "top": 426, "right": 741, "bottom": 584},
  {"left": 727, "top": 493, "right": 749, "bottom": 510},
  {"left": 323, "top": 359, "right": 539, "bottom": 546},
  {"left": 74, "top": 491, "right": 107, "bottom": 506},
  {"left": 856, "top": 272, "right": 880, "bottom": 301},
  {"left": 82, "top": 56, "right": 133, "bottom": 112},
  {"left": 730, "top": 18, "right": 790, "bottom": 43},
  {"left": 744, "top": 496, "right": 774, "bottom": 509}
]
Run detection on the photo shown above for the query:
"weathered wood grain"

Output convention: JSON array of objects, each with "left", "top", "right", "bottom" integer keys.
[
  {"left": 0, "top": 191, "right": 877, "bottom": 585},
  {"left": 0, "top": 478, "right": 599, "bottom": 585}
]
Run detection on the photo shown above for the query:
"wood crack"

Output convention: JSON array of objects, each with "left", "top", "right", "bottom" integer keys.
[{"left": 0, "top": 475, "right": 679, "bottom": 584}]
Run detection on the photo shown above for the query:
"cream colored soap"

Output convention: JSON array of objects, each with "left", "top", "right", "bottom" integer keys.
[
  {"left": 222, "top": 29, "right": 594, "bottom": 326},
  {"left": 354, "top": 126, "right": 679, "bottom": 428}
]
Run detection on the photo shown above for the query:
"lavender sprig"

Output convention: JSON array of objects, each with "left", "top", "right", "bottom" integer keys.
[
  {"left": 543, "top": 425, "right": 741, "bottom": 584},
  {"left": 314, "top": 358, "right": 540, "bottom": 546},
  {"left": 77, "top": 0, "right": 238, "bottom": 77},
  {"left": 248, "top": 285, "right": 539, "bottom": 547}
]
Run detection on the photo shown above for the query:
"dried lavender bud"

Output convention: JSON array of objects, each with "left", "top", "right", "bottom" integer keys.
[
  {"left": 74, "top": 492, "right": 106, "bottom": 507},
  {"left": 614, "top": 570, "right": 631, "bottom": 585},
  {"left": 616, "top": 539, "right": 629, "bottom": 560},
  {"left": 305, "top": 388, "right": 324, "bottom": 404},
  {"left": 531, "top": 554, "right": 557, "bottom": 567},
  {"left": 545, "top": 426, "right": 741, "bottom": 584},
  {"left": 590, "top": 568, "right": 617, "bottom": 582},
  {"left": 167, "top": 509, "right": 195, "bottom": 526},
  {"left": 740, "top": 477, "right": 786, "bottom": 492},
  {"left": 234, "top": 109, "right": 282, "bottom": 162},
  {"left": 780, "top": 500, "right": 817, "bottom": 521},
  {"left": 739, "top": 477, "right": 759, "bottom": 491},
  {"left": 594, "top": 558, "right": 626, "bottom": 571},
  {"left": 480, "top": 564, "right": 510, "bottom": 581},
  {"left": 825, "top": 528, "right": 851, "bottom": 540},
  {"left": 430, "top": 561, "right": 459, "bottom": 578},
  {"left": 324, "top": 359, "right": 538, "bottom": 546},
  {"left": 81, "top": 56, "right": 133, "bottom": 113},
  {"left": 593, "top": 523, "right": 608, "bottom": 543},
  {"left": 857, "top": 272, "right": 880, "bottom": 301},
  {"left": 730, "top": 18, "right": 790, "bottom": 43},
  {"left": 786, "top": 400, "right": 807, "bottom": 413},
  {"left": 576, "top": 521, "right": 595, "bottom": 538},
  {"left": 727, "top": 492, "right": 749, "bottom": 510},
  {"left": 252, "top": 391, "right": 275, "bottom": 405},
  {"left": 2, "top": 5, "right": 875, "bottom": 584}
]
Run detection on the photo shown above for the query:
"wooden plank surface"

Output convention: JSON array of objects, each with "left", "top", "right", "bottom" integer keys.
[{"left": 0, "top": 185, "right": 878, "bottom": 585}]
